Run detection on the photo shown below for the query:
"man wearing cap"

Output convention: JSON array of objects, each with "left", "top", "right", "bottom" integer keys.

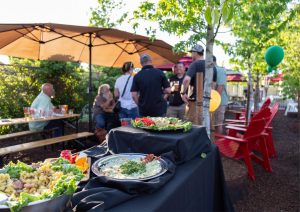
[
  {"left": 181, "top": 44, "right": 217, "bottom": 123},
  {"left": 131, "top": 54, "right": 171, "bottom": 117}
]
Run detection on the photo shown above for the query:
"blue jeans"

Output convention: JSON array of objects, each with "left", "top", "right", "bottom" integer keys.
[
  {"left": 95, "top": 112, "right": 120, "bottom": 131},
  {"left": 95, "top": 114, "right": 105, "bottom": 129},
  {"left": 119, "top": 107, "right": 139, "bottom": 120},
  {"left": 44, "top": 120, "right": 63, "bottom": 137}
]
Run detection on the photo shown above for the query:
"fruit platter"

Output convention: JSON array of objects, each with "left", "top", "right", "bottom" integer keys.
[
  {"left": 92, "top": 153, "right": 168, "bottom": 181},
  {"left": 0, "top": 150, "right": 90, "bottom": 212},
  {"left": 131, "top": 117, "right": 192, "bottom": 132}
]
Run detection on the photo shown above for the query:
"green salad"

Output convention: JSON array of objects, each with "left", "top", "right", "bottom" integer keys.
[
  {"left": 0, "top": 159, "right": 84, "bottom": 212},
  {"left": 131, "top": 117, "right": 192, "bottom": 132}
]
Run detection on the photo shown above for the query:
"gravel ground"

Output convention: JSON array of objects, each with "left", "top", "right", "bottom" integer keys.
[{"left": 223, "top": 110, "right": 300, "bottom": 211}]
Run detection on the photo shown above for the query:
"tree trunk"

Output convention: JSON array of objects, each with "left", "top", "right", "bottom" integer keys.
[
  {"left": 203, "top": 24, "right": 214, "bottom": 137},
  {"left": 246, "top": 69, "right": 254, "bottom": 125},
  {"left": 254, "top": 72, "right": 260, "bottom": 111},
  {"left": 298, "top": 91, "right": 300, "bottom": 119}
]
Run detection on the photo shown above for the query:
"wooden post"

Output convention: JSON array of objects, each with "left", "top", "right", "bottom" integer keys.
[{"left": 196, "top": 72, "right": 203, "bottom": 125}]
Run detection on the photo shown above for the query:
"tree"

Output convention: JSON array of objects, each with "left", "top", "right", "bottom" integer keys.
[
  {"left": 90, "top": 0, "right": 235, "bottom": 136},
  {"left": 90, "top": 0, "right": 128, "bottom": 28},
  {"left": 278, "top": 6, "right": 300, "bottom": 117},
  {"left": 221, "top": 0, "right": 295, "bottom": 112},
  {"left": 0, "top": 58, "right": 88, "bottom": 134}
]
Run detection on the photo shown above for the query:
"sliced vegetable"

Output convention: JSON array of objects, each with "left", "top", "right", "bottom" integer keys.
[{"left": 60, "top": 150, "right": 73, "bottom": 162}]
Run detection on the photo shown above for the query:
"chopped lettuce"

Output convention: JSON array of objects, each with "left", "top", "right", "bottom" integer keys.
[
  {"left": 7, "top": 192, "right": 40, "bottom": 212},
  {"left": 51, "top": 163, "right": 84, "bottom": 181},
  {"left": 1, "top": 158, "right": 84, "bottom": 212},
  {"left": 51, "top": 175, "right": 77, "bottom": 198},
  {"left": 0, "top": 161, "right": 33, "bottom": 179},
  {"left": 51, "top": 158, "right": 70, "bottom": 166}
]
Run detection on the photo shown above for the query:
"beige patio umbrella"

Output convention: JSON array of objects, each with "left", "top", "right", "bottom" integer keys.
[{"left": 0, "top": 23, "right": 182, "bottom": 130}]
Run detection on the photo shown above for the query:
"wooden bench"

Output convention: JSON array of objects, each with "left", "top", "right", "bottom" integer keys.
[
  {"left": 0, "top": 130, "right": 41, "bottom": 141},
  {"left": 0, "top": 132, "right": 94, "bottom": 156},
  {"left": 0, "top": 128, "right": 60, "bottom": 142}
]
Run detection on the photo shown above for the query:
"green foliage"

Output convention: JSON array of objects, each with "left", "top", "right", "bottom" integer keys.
[
  {"left": 132, "top": 0, "right": 234, "bottom": 52},
  {"left": 90, "top": 0, "right": 128, "bottom": 27},
  {"left": 222, "top": 0, "right": 293, "bottom": 73},
  {"left": 0, "top": 57, "right": 122, "bottom": 134},
  {"left": 278, "top": 7, "right": 300, "bottom": 101},
  {"left": 92, "top": 65, "right": 122, "bottom": 93}
]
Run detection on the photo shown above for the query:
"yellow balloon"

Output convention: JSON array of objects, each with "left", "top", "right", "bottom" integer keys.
[{"left": 210, "top": 90, "right": 221, "bottom": 112}]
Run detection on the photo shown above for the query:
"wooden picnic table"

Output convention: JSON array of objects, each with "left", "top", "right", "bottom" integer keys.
[
  {"left": 0, "top": 114, "right": 80, "bottom": 126},
  {"left": 0, "top": 113, "right": 94, "bottom": 166}
]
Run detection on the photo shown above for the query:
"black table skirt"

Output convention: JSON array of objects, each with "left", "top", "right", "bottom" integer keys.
[
  {"left": 107, "top": 145, "right": 234, "bottom": 212},
  {"left": 108, "top": 125, "right": 211, "bottom": 164}
]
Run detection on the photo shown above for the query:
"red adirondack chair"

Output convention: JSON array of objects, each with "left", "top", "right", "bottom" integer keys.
[
  {"left": 214, "top": 118, "right": 272, "bottom": 181},
  {"left": 226, "top": 106, "right": 272, "bottom": 126},
  {"left": 226, "top": 103, "right": 279, "bottom": 157},
  {"left": 230, "top": 98, "right": 271, "bottom": 120}
]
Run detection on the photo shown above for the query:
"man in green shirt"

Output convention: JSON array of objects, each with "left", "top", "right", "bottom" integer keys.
[
  {"left": 213, "top": 56, "right": 228, "bottom": 133},
  {"left": 29, "top": 83, "right": 62, "bottom": 136}
]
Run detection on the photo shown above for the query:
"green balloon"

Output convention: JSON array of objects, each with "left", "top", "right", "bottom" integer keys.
[{"left": 265, "top": 46, "right": 284, "bottom": 67}]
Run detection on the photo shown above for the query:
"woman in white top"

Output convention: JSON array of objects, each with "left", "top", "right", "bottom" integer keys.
[{"left": 114, "top": 62, "right": 139, "bottom": 120}]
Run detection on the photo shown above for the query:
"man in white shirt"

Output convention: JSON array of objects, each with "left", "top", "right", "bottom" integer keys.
[{"left": 29, "top": 83, "right": 62, "bottom": 136}]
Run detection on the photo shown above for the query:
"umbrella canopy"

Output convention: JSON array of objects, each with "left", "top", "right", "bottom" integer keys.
[
  {"left": 0, "top": 23, "right": 182, "bottom": 131},
  {"left": 268, "top": 73, "right": 283, "bottom": 83},
  {"left": 0, "top": 23, "right": 181, "bottom": 67},
  {"left": 227, "top": 74, "right": 246, "bottom": 82},
  {"left": 156, "top": 55, "right": 191, "bottom": 70}
]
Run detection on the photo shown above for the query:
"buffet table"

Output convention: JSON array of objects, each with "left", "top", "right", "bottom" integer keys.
[
  {"left": 107, "top": 145, "right": 233, "bottom": 212},
  {"left": 72, "top": 126, "right": 234, "bottom": 212}
]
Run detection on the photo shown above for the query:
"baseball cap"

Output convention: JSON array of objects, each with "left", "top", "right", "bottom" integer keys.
[{"left": 189, "top": 44, "right": 204, "bottom": 53}]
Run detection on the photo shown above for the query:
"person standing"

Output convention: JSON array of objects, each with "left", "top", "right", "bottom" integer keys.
[
  {"left": 114, "top": 61, "right": 139, "bottom": 120},
  {"left": 213, "top": 56, "right": 228, "bottom": 133},
  {"left": 166, "top": 62, "right": 186, "bottom": 120},
  {"left": 29, "top": 83, "right": 63, "bottom": 136},
  {"left": 131, "top": 54, "right": 171, "bottom": 117},
  {"left": 181, "top": 44, "right": 217, "bottom": 123}
]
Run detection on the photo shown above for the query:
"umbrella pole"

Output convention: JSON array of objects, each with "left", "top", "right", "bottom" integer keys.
[{"left": 88, "top": 33, "right": 93, "bottom": 132}]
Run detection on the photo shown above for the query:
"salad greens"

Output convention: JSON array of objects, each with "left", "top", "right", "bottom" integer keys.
[
  {"left": 0, "top": 158, "right": 84, "bottom": 212},
  {"left": 120, "top": 161, "right": 146, "bottom": 175},
  {"left": 7, "top": 192, "right": 40, "bottom": 212},
  {"left": 51, "top": 162, "right": 84, "bottom": 181},
  {"left": 0, "top": 161, "right": 34, "bottom": 179},
  {"left": 51, "top": 176, "right": 77, "bottom": 198},
  {"left": 132, "top": 117, "right": 193, "bottom": 132},
  {"left": 6, "top": 176, "right": 78, "bottom": 212}
]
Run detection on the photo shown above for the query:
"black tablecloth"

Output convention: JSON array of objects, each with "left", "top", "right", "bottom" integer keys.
[
  {"left": 72, "top": 155, "right": 176, "bottom": 211},
  {"left": 108, "top": 126, "right": 211, "bottom": 164},
  {"left": 107, "top": 145, "right": 234, "bottom": 212}
]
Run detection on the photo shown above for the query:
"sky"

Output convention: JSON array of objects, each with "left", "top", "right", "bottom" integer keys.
[{"left": 0, "top": 0, "right": 234, "bottom": 67}]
